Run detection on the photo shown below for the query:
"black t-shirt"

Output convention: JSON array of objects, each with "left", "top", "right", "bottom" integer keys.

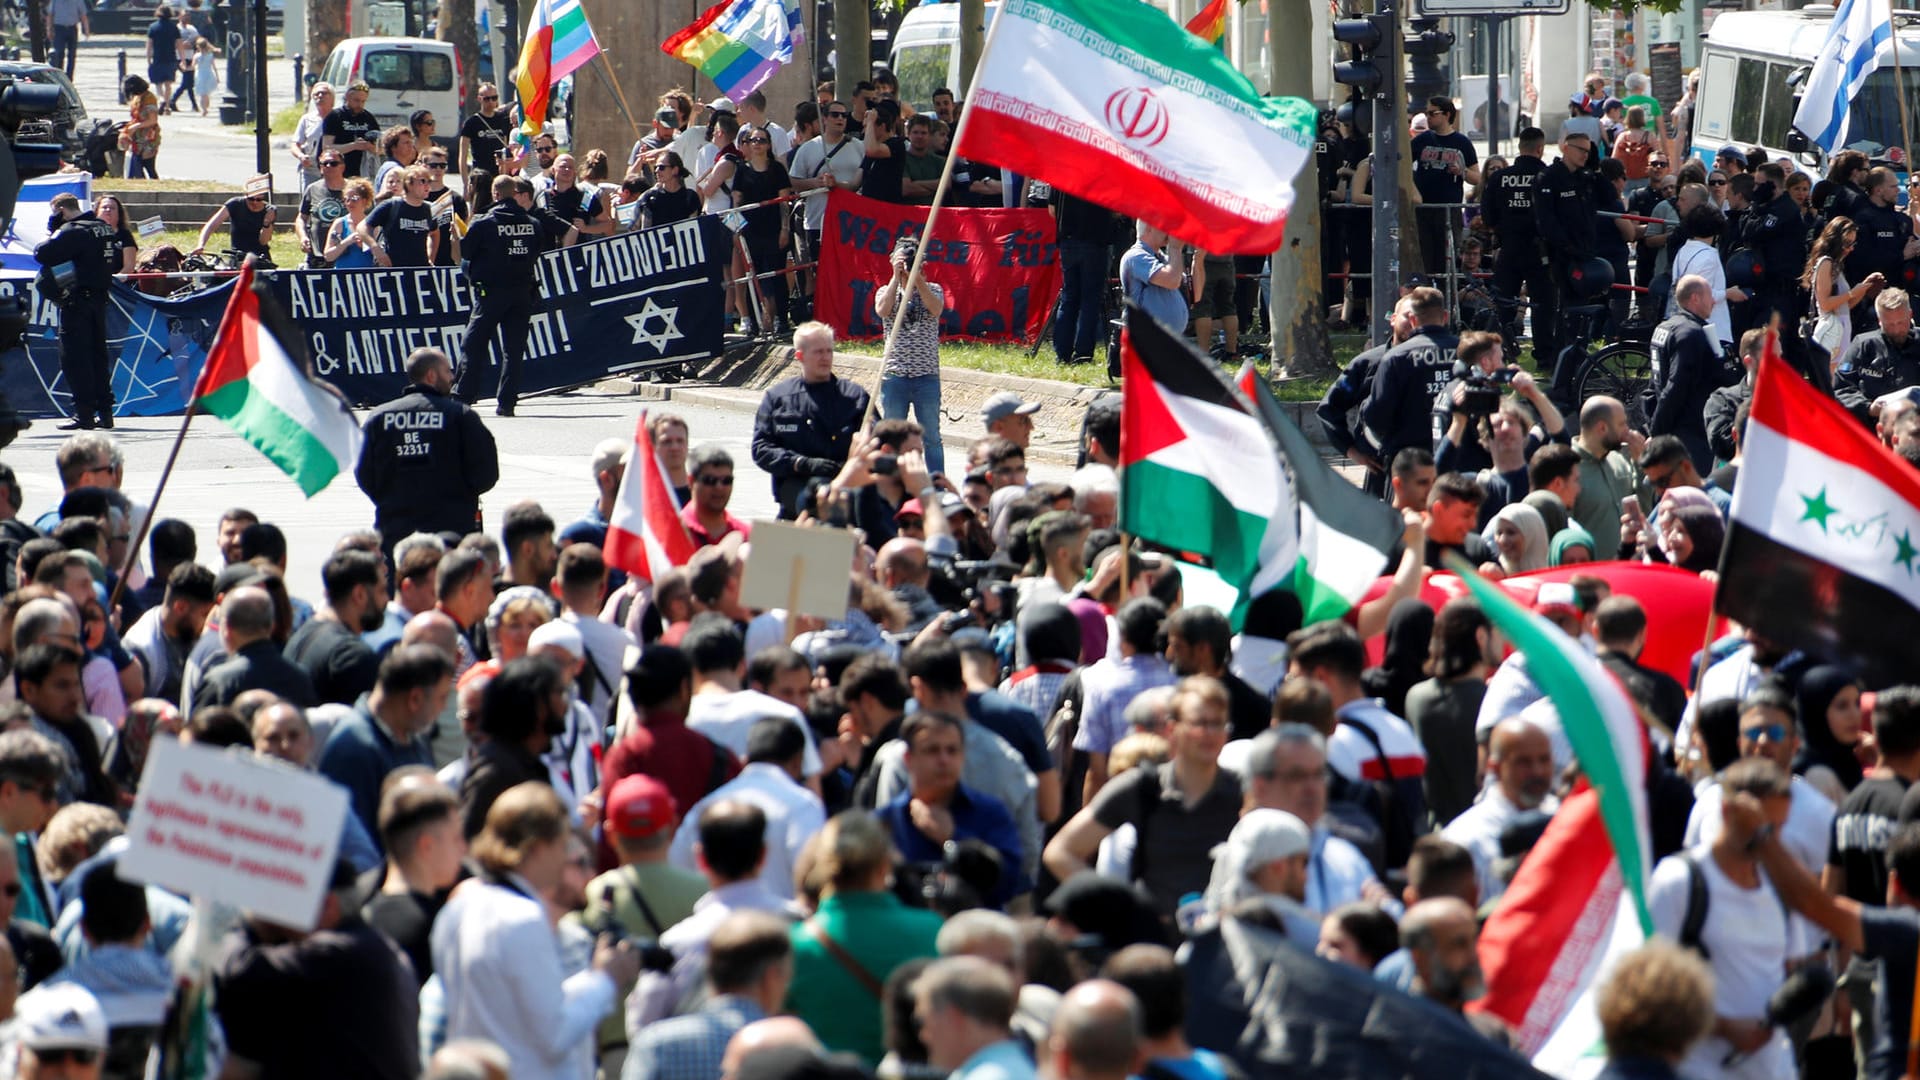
[
  {"left": 460, "top": 112, "right": 515, "bottom": 176},
  {"left": 222, "top": 196, "right": 273, "bottom": 257},
  {"left": 214, "top": 919, "right": 420, "bottom": 1080},
  {"left": 862, "top": 136, "right": 909, "bottom": 204},
  {"left": 1834, "top": 776, "right": 1915, "bottom": 906},
  {"left": 106, "top": 226, "right": 136, "bottom": 272},
  {"left": 365, "top": 198, "right": 436, "bottom": 267},
  {"left": 1411, "top": 130, "right": 1477, "bottom": 206},
  {"left": 1089, "top": 762, "right": 1244, "bottom": 915},
  {"left": 732, "top": 160, "right": 791, "bottom": 238},
  {"left": 361, "top": 884, "right": 444, "bottom": 988},
  {"left": 282, "top": 616, "right": 378, "bottom": 706},
  {"left": 323, "top": 106, "right": 382, "bottom": 178},
  {"left": 640, "top": 185, "right": 701, "bottom": 228},
  {"left": 1861, "top": 905, "right": 1920, "bottom": 1080},
  {"left": 427, "top": 187, "right": 469, "bottom": 267},
  {"left": 1425, "top": 531, "right": 1493, "bottom": 570},
  {"left": 540, "top": 184, "right": 603, "bottom": 227},
  {"left": 1223, "top": 671, "right": 1271, "bottom": 742}
]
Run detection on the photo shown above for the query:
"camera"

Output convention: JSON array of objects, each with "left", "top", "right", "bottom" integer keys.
[
  {"left": 583, "top": 888, "right": 678, "bottom": 973},
  {"left": 1454, "top": 360, "right": 1516, "bottom": 417}
]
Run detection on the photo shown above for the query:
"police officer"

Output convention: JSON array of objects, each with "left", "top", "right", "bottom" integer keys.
[
  {"left": 1318, "top": 294, "right": 1413, "bottom": 497},
  {"left": 1740, "top": 164, "right": 1808, "bottom": 347},
  {"left": 1481, "top": 127, "right": 1551, "bottom": 361},
  {"left": 1645, "top": 275, "right": 1741, "bottom": 476},
  {"left": 453, "top": 175, "right": 571, "bottom": 417},
  {"left": 1835, "top": 288, "right": 1920, "bottom": 427},
  {"left": 34, "top": 193, "right": 118, "bottom": 431},
  {"left": 1533, "top": 130, "right": 1598, "bottom": 404},
  {"left": 1361, "top": 286, "right": 1458, "bottom": 466},
  {"left": 356, "top": 346, "right": 499, "bottom": 551},
  {"left": 750, "top": 321, "right": 871, "bottom": 517},
  {"left": 1846, "top": 168, "right": 1918, "bottom": 333}
]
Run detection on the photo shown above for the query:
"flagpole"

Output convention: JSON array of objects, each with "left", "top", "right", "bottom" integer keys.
[
  {"left": 859, "top": 1, "right": 1014, "bottom": 430},
  {"left": 1894, "top": 13, "right": 1915, "bottom": 164},
  {"left": 108, "top": 403, "right": 197, "bottom": 615},
  {"left": 590, "top": 51, "right": 647, "bottom": 154}
]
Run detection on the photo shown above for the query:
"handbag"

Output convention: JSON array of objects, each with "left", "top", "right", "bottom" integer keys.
[{"left": 1808, "top": 259, "right": 1846, "bottom": 356}]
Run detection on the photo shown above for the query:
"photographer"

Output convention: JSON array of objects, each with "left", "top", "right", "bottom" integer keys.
[{"left": 1432, "top": 331, "right": 1566, "bottom": 479}]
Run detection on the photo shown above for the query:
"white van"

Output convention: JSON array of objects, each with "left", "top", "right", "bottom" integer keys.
[
  {"left": 316, "top": 38, "right": 465, "bottom": 134},
  {"left": 889, "top": 2, "right": 997, "bottom": 112},
  {"left": 1694, "top": 7, "right": 1920, "bottom": 170}
]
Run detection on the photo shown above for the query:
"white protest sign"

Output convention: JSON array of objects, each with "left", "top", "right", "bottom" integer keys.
[
  {"left": 119, "top": 739, "right": 348, "bottom": 931},
  {"left": 738, "top": 519, "right": 856, "bottom": 621}
]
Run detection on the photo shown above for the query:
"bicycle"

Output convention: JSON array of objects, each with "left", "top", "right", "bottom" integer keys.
[{"left": 1556, "top": 303, "right": 1657, "bottom": 428}]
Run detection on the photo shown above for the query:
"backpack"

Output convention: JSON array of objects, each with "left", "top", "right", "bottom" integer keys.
[{"left": 1336, "top": 716, "right": 1430, "bottom": 872}]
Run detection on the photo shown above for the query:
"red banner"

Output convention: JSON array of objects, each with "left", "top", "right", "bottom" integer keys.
[{"left": 813, "top": 190, "right": 1062, "bottom": 345}]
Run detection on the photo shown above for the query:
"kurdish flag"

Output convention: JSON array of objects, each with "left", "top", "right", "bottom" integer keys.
[
  {"left": 1185, "top": 0, "right": 1229, "bottom": 47},
  {"left": 1118, "top": 306, "right": 1289, "bottom": 620},
  {"left": 1236, "top": 360, "right": 1402, "bottom": 622},
  {"left": 662, "top": 0, "right": 805, "bottom": 104},
  {"left": 603, "top": 411, "right": 698, "bottom": 582},
  {"left": 191, "top": 261, "right": 360, "bottom": 497},
  {"left": 1454, "top": 558, "right": 1654, "bottom": 1076},
  {"left": 514, "top": 0, "right": 602, "bottom": 138},
  {"left": 954, "top": 0, "right": 1316, "bottom": 253},
  {"left": 1715, "top": 338, "right": 1920, "bottom": 686}
]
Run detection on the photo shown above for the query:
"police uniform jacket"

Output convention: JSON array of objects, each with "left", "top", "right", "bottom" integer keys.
[
  {"left": 1481, "top": 156, "right": 1545, "bottom": 247},
  {"left": 1317, "top": 344, "right": 1384, "bottom": 459},
  {"left": 1532, "top": 160, "right": 1595, "bottom": 260},
  {"left": 1847, "top": 201, "right": 1911, "bottom": 287},
  {"left": 355, "top": 383, "right": 501, "bottom": 537},
  {"left": 1646, "top": 309, "right": 1741, "bottom": 473},
  {"left": 751, "top": 374, "right": 872, "bottom": 511},
  {"left": 1740, "top": 191, "right": 1807, "bottom": 297},
  {"left": 462, "top": 202, "right": 541, "bottom": 289},
  {"left": 33, "top": 212, "right": 115, "bottom": 295},
  {"left": 1834, "top": 329, "right": 1920, "bottom": 425},
  {"left": 1362, "top": 325, "right": 1459, "bottom": 462}
]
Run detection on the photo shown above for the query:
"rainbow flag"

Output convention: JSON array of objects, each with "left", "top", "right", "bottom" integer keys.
[
  {"left": 514, "top": 0, "right": 601, "bottom": 137},
  {"left": 662, "top": 0, "right": 805, "bottom": 102},
  {"left": 1186, "top": 0, "right": 1229, "bottom": 47}
]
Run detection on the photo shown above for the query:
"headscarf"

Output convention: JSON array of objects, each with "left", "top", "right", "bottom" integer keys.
[
  {"left": 1485, "top": 503, "right": 1551, "bottom": 574},
  {"left": 1549, "top": 523, "right": 1596, "bottom": 566},
  {"left": 1204, "top": 808, "right": 1313, "bottom": 913},
  {"left": 1793, "top": 665, "right": 1864, "bottom": 792},
  {"left": 1361, "top": 599, "right": 1434, "bottom": 718}
]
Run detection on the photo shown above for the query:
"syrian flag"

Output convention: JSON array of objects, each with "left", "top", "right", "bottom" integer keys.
[
  {"left": 1119, "top": 307, "right": 1292, "bottom": 617},
  {"left": 603, "top": 411, "right": 698, "bottom": 582},
  {"left": 1453, "top": 559, "right": 1653, "bottom": 1076},
  {"left": 191, "top": 260, "right": 361, "bottom": 497},
  {"left": 1715, "top": 339, "right": 1920, "bottom": 686},
  {"left": 1236, "top": 361, "right": 1403, "bottom": 623}
]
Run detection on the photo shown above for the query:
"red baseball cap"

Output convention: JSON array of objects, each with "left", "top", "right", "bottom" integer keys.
[{"left": 606, "top": 774, "right": 677, "bottom": 840}]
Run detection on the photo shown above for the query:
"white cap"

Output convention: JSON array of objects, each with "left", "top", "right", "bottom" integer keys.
[
  {"left": 1204, "top": 809, "right": 1312, "bottom": 912},
  {"left": 8, "top": 984, "right": 107, "bottom": 1054},
  {"left": 527, "top": 620, "right": 584, "bottom": 659}
]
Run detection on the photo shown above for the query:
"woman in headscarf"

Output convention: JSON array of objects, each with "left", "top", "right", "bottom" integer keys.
[
  {"left": 1362, "top": 598, "right": 1434, "bottom": 719},
  {"left": 1793, "top": 666, "right": 1865, "bottom": 802},
  {"left": 1550, "top": 523, "right": 1597, "bottom": 566},
  {"left": 1485, "top": 503, "right": 1551, "bottom": 575},
  {"left": 1656, "top": 501, "right": 1726, "bottom": 575}
]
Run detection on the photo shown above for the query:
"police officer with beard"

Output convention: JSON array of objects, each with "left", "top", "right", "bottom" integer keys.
[
  {"left": 358, "top": 346, "right": 499, "bottom": 553},
  {"left": 1533, "top": 131, "right": 1598, "bottom": 402},
  {"left": 453, "top": 175, "right": 570, "bottom": 417},
  {"left": 34, "top": 193, "right": 118, "bottom": 431},
  {"left": 1481, "top": 127, "right": 1551, "bottom": 360}
]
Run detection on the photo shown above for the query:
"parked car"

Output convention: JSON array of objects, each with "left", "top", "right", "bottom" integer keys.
[
  {"left": 0, "top": 61, "right": 89, "bottom": 169},
  {"left": 315, "top": 37, "right": 463, "bottom": 135}
]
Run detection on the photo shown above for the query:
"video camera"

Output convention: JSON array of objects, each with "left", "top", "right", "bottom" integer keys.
[
  {"left": 582, "top": 884, "right": 678, "bottom": 974},
  {"left": 1453, "top": 359, "right": 1516, "bottom": 417}
]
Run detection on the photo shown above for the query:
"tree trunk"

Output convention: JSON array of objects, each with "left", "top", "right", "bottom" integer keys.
[
  {"left": 1269, "top": 0, "right": 1329, "bottom": 379},
  {"left": 957, "top": 0, "right": 983, "bottom": 96},
  {"left": 834, "top": 0, "right": 870, "bottom": 105},
  {"left": 438, "top": 0, "right": 479, "bottom": 111},
  {"left": 25, "top": 0, "right": 44, "bottom": 64},
  {"left": 306, "top": 0, "right": 347, "bottom": 77}
]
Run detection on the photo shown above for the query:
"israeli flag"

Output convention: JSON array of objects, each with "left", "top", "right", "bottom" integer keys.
[
  {"left": 1795, "top": 0, "right": 1895, "bottom": 153},
  {"left": 0, "top": 172, "right": 94, "bottom": 276}
]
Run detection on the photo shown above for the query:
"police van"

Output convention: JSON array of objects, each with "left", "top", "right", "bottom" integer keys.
[{"left": 1693, "top": 7, "right": 1920, "bottom": 170}]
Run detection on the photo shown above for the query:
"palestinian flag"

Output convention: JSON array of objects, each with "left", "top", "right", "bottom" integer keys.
[
  {"left": 1715, "top": 339, "right": 1920, "bottom": 686},
  {"left": 1453, "top": 559, "right": 1653, "bottom": 1074},
  {"left": 952, "top": 0, "right": 1316, "bottom": 253},
  {"left": 1236, "top": 361, "right": 1402, "bottom": 623},
  {"left": 1119, "top": 306, "right": 1291, "bottom": 614},
  {"left": 603, "top": 411, "right": 698, "bottom": 581},
  {"left": 191, "top": 260, "right": 360, "bottom": 497}
]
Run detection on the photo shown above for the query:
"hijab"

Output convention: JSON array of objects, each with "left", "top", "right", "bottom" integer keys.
[
  {"left": 1362, "top": 598, "right": 1434, "bottom": 718},
  {"left": 1550, "top": 523, "right": 1596, "bottom": 566},
  {"left": 1485, "top": 503, "right": 1551, "bottom": 574},
  {"left": 1793, "top": 665, "right": 1863, "bottom": 792}
]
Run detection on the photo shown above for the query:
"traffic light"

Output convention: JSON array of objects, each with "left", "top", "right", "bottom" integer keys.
[
  {"left": 1404, "top": 17, "right": 1454, "bottom": 103},
  {"left": 1332, "top": 15, "right": 1393, "bottom": 94}
]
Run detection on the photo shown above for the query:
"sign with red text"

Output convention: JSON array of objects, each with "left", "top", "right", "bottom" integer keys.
[
  {"left": 119, "top": 739, "right": 349, "bottom": 931},
  {"left": 814, "top": 190, "right": 1062, "bottom": 345}
]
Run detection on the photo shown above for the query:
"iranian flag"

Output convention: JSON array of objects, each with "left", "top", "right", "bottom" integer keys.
[
  {"left": 191, "top": 261, "right": 360, "bottom": 497},
  {"left": 1453, "top": 559, "right": 1653, "bottom": 1076},
  {"left": 603, "top": 411, "right": 698, "bottom": 582},
  {"left": 1119, "top": 307, "right": 1289, "bottom": 611},
  {"left": 1716, "top": 340, "right": 1920, "bottom": 686},
  {"left": 1236, "top": 361, "right": 1403, "bottom": 622},
  {"left": 952, "top": 0, "right": 1316, "bottom": 252}
]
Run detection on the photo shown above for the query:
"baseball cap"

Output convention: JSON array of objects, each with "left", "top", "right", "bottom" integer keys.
[
  {"left": 1220, "top": 808, "right": 1311, "bottom": 870},
  {"left": 707, "top": 96, "right": 736, "bottom": 113},
  {"left": 1533, "top": 581, "right": 1581, "bottom": 620},
  {"left": 654, "top": 106, "right": 679, "bottom": 125},
  {"left": 527, "top": 620, "right": 584, "bottom": 660},
  {"left": 940, "top": 492, "right": 968, "bottom": 516},
  {"left": 981, "top": 391, "right": 1042, "bottom": 425},
  {"left": 895, "top": 498, "right": 924, "bottom": 521},
  {"left": 606, "top": 774, "right": 677, "bottom": 840},
  {"left": 10, "top": 983, "right": 107, "bottom": 1055}
]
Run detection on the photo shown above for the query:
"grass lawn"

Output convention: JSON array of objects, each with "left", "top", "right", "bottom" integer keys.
[
  {"left": 94, "top": 177, "right": 242, "bottom": 193},
  {"left": 931, "top": 337, "right": 1339, "bottom": 401},
  {"left": 142, "top": 227, "right": 305, "bottom": 270},
  {"left": 271, "top": 103, "right": 304, "bottom": 137}
]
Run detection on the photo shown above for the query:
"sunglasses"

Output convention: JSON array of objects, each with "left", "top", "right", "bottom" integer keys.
[
  {"left": 419, "top": 119, "right": 436, "bottom": 125},
  {"left": 897, "top": 516, "right": 925, "bottom": 527},
  {"left": 536, "top": 146, "right": 557, "bottom": 153},
  {"left": 697, "top": 474, "right": 734, "bottom": 487},
  {"left": 481, "top": 94, "right": 499, "bottom": 101},
  {"left": 826, "top": 110, "right": 850, "bottom": 119},
  {"left": 743, "top": 136, "right": 770, "bottom": 144},
  {"left": 427, "top": 162, "right": 448, "bottom": 170},
  {"left": 1740, "top": 723, "right": 1789, "bottom": 742},
  {"left": 1710, "top": 179, "right": 1728, "bottom": 186},
  {"left": 321, "top": 158, "right": 343, "bottom": 166},
  {"left": 31, "top": 1049, "right": 100, "bottom": 1066}
]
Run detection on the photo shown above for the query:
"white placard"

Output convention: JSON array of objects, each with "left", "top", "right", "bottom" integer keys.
[
  {"left": 119, "top": 739, "right": 349, "bottom": 931},
  {"left": 137, "top": 215, "right": 165, "bottom": 238}
]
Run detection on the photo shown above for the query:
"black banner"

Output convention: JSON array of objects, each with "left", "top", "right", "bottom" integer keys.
[{"left": 0, "top": 214, "right": 731, "bottom": 417}]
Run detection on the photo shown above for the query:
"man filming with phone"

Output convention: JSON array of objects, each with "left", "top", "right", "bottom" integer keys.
[{"left": 751, "top": 321, "right": 871, "bottom": 519}]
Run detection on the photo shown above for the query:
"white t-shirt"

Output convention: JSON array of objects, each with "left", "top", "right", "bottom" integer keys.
[
  {"left": 788, "top": 135, "right": 866, "bottom": 231},
  {"left": 668, "top": 762, "right": 825, "bottom": 900},
  {"left": 1685, "top": 776, "right": 1835, "bottom": 956},
  {"left": 687, "top": 688, "right": 822, "bottom": 777},
  {"left": 1646, "top": 847, "right": 1796, "bottom": 1080}
]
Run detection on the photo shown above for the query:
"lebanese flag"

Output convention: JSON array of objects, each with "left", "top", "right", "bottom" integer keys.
[
  {"left": 1452, "top": 560, "right": 1653, "bottom": 1076},
  {"left": 1715, "top": 339, "right": 1920, "bottom": 686},
  {"left": 952, "top": 0, "right": 1315, "bottom": 253},
  {"left": 602, "top": 412, "right": 697, "bottom": 582}
]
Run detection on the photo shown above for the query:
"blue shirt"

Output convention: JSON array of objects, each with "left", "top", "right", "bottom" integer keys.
[
  {"left": 317, "top": 702, "right": 435, "bottom": 848},
  {"left": 966, "top": 691, "right": 1050, "bottom": 779},
  {"left": 1120, "top": 242, "right": 1188, "bottom": 331},
  {"left": 1138, "top": 1049, "right": 1234, "bottom": 1080},
  {"left": 879, "top": 783, "right": 1029, "bottom": 907},
  {"left": 622, "top": 995, "right": 765, "bottom": 1080},
  {"left": 952, "top": 1038, "right": 1036, "bottom": 1080}
]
